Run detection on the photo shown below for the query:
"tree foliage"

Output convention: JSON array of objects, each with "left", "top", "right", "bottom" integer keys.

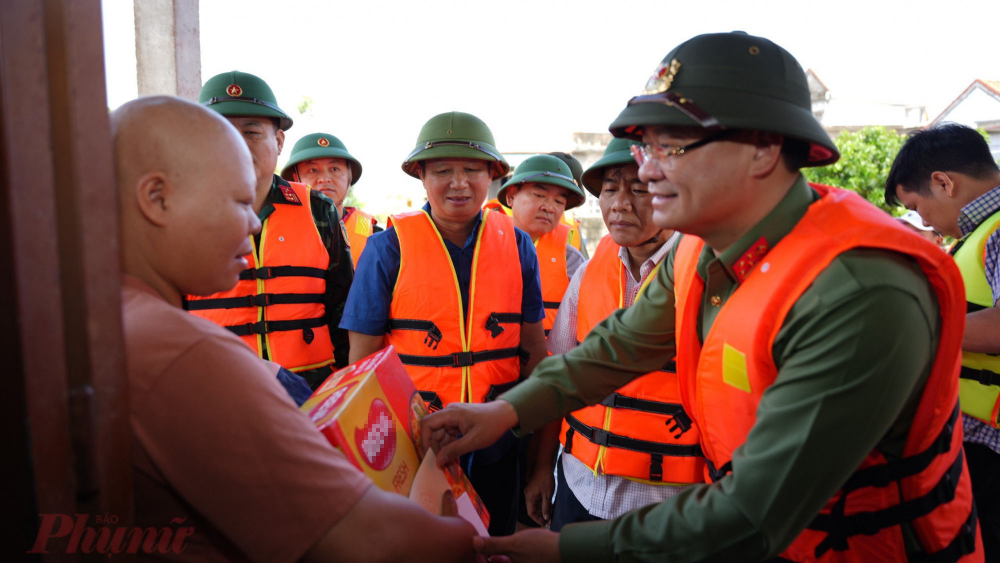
[{"left": 805, "top": 126, "right": 906, "bottom": 213}]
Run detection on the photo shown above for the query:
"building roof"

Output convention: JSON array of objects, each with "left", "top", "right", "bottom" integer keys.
[{"left": 930, "top": 79, "right": 1000, "bottom": 126}]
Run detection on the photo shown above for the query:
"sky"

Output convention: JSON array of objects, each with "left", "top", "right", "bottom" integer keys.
[{"left": 102, "top": 0, "right": 1000, "bottom": 216}]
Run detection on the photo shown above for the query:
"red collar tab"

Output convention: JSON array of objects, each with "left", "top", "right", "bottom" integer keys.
[
  {"left": 733, "top": 236, "right": 770, "bottom": 283},
  {"left": 279, "top": 184, "right": 302, "bottom": 205}
]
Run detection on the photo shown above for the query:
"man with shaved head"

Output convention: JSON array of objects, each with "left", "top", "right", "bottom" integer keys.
[{"left": 117, "top": 96, "right": 478, "bottom": 562}]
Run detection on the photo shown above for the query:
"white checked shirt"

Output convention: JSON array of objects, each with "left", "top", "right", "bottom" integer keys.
[
  {"left": 546, "top": 232, "right": 682, "bottom": 519},
  {"left": 958, "top": 184, "right": 1000, "bottom": 455}
]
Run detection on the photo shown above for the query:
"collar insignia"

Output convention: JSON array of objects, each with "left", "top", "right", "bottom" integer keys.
[
  {"left": 279, "top": 184, "right": 301, "bottom": 205},
  {"left": 226, "top": 83, "right": 242, "bottom": 97},
  {"left": 641, "top": 58, "right": 681, "bottom": 95},
  {"left": 733, "top": 236, "right": 770, "bottom": 283}
]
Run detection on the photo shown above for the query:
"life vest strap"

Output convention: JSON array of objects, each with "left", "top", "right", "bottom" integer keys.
[
  {"left": 599, "top": 393, "right": 693, "bottom": 438},
  {"left": 837, "top": 403, "right": 959, "bottom": 493},
  {"left": 418, "top": 390, "right": 444, "bottom": 412},
  {"left": 226, "top": 316, "right": 326, "bottom": 336},
  {"left": 909, "top": 503, "right": 979, "bottom": 563},
  {"left": 809, "top": 449, "right": 965, "bottom": 557},
  {"left": 564, "top": 414, "right": 703, "bottom": 457},
  {"left": 184, "top": 292, "right": 324, "bottom": 311},
  {"left": 483, "top": 380, "right": 520, "bottom": 402},
  {"left": 388, "top": 318, "right": 443, "bottom": 349},
  {"left": 706, "top": 459, "right": 733, "bottom": 482},
  {"left": 397, "top": 346, "right": 524, "bottom": 368},
  {"left": 967, "top": 301, "right": 988, "bottom": 313},
  {"left": 543, "top": 300, "right": 562, "bottom": 309},
  {"left": 239, "top": 265, "right": 327, "bottom": 281},
  {"left": 960, "top": 365, "right": 1000, "bottom": 387},
  {"left": 484, "top": 312, "right": 522, "bottom": 338}
]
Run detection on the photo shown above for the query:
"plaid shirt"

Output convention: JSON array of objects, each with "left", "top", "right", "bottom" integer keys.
[{"left": 958, "top": 184, "right": 1000, "bottom": 454}]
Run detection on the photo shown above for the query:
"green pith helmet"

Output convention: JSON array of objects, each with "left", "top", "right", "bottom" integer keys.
[
  {"left": 280, "top": 133, "right": 362, "bottom": 185},
  {"left": 402, "top": 112, "right": 509, "bottom": 179},
  {"left": 498, "top": 154, "right": 586, "bottom": 210},
  {"left": 608, "top": 31, "right": 839, "bottom": 167},
  {"left": 199, "top": 70, "right": 293, "bottom": 131},
  {"left": 581, "top": 138, "right": 643, "bottom": 197},
  {"left": 547, "top": 152, "right": 584, "bottom": 187}
]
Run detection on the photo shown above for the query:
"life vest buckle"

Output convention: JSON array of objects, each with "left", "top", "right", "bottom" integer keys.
[
  {"left": 666, "top": 411, "right": 693, "bottom": 438},
  {"left": 451, "top": 351, "right": 474, "bottom": 367},
  {"left": 424, "top": 325, "right": 443, "bottom": 349},
  {"left": 485, "top": 314, "right": 504, "bottom": 338},
  {"left": 248, "top": 266, "right": 274, "bottom": 280},
  {"left": 591, "top": 428, "right": 610, "bottom": 447}
]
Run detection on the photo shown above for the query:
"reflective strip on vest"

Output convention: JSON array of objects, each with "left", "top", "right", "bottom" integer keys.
[
  {"left": 953, "top": 208, "right": 1000, "bottom": 427},
  {"left": 560, "top": 234, "right": 704, "bottom": 485},
  {"left": 386, "top": 208, "right": 522, "bottom": 407},
  {"left": 344, "top": 207, "right": 376, "bottom": 270},
  {"left": 536, "top": 223, "right": 570, "bottom": 334},
  {"left": 186, "top": 182, "right": 334, "bottom": 372},
  {"left": 673, "top": 184, "right": 979, "bottom": 561}
]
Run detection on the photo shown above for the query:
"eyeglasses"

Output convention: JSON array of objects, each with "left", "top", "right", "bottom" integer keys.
[{"left": 630, "top": 129, "right": 737, "bottom": 167}]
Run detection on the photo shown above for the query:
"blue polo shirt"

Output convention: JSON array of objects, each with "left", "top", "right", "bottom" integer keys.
[{"left": 341, "top": 203, "right": 545, "bottom": 335}]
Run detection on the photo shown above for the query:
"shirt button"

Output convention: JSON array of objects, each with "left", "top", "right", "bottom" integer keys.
[{"left": 710, "top": 295, "right": 722, "bottom": 307}]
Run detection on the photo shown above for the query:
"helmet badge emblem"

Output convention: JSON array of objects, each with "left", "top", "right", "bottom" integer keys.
[
  {"left": 226, "top": 84, "right": 242, "bottom": 97},
  {"left": 317, "top": 137, "right": 330, "bottom": 147},
  {"left": 641, "top": 58, "right": 681, "bottom": 95}
]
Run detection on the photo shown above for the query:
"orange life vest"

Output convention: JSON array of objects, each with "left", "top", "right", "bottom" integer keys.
[
  {"left": 536, "top": 224, "right": 571, "bottom": 335},
  {"left": 186, "top": 182, "right": 334, "bottom": 373},
  {"left": 343, "top": 207, "right": 376, "bottom": 270},
  {"left": 385, "top": 209, "right": 523, "bottom": 410},
  {"left": 673, "top": 184, "right": 980, "bottom": 561},
  {"left": 559, "top": 235, "right": 704, "bottom": 484}
]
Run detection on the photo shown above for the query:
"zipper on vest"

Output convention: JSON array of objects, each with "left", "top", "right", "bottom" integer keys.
[{"left": 592, "top": 407, "right": 613, "bottom": 477}]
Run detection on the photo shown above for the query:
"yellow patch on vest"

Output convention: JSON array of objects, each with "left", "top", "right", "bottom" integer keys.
[{"left": 722, "top": 343, "right": 751, "bottom": 393}]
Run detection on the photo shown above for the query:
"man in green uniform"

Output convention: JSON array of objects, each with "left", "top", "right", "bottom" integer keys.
[
  {"left": 422, "top": 32, "right": 979, "bottom": 562},
  {"left": 190, "top": 71, "right": 353, "bottom": 389}
]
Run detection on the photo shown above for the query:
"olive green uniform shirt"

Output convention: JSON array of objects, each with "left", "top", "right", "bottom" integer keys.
[{"left": 502, "top": 177, "right": 941, "bottom": 562}]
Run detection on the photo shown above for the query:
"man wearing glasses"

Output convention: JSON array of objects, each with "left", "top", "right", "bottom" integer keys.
[{"left": 422, "top": 32, "right": 981, "bottom": 562}]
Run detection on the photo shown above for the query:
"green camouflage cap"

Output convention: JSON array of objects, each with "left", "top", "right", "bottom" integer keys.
[
  {"left": 402, "top": 112, "right": 509, "bottom": 179},
  {"left": 609, "top": 32, "right": 838, "bottom": 167},
  {"left": 280, "top": 133, "right": 362, "bottom": 185},
  {"left": 580, "top": 138, "right": 643, "bottom": 197},
  {"left": 499, "top": 154, "right": 586, "bottom": 210},
  {"left": 199, "top": 70, "right": 293, "bottom": 131}
]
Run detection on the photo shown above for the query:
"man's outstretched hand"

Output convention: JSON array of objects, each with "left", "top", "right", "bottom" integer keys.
[
  {"left": 420, "top": 400, "right": 520, "bottom": 466},
  {"left": 474, "top": 529, "right": 561, "bottom": 563}
]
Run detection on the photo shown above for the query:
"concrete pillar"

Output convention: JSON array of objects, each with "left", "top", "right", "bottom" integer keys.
[{"left": 134, "top": 0, "right": 200, "bottom": 99}]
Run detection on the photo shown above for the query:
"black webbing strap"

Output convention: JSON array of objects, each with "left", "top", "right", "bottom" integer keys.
[
  {"left": 484, "top": 312, "right": 522, "bottom": 338},
  {"left": 564, "top": 414, "right": 703, "bottom": 458},
  {"left": 960, "top": 365, "right": 1000, "bottom": 387},
  {"left": 543, "top": 301, "right": 561, "bottom": 309},
  {"left": 544, "top": 329, "right": 551, "bottom": 337},
  {"left": 483, "top": 380, "right": 519, "bottom": 402},
  {"left": 396, "top": 346, "right": 522, "bottom": 368},
  {"left": 418, "top": 391, "right": 443, "bottom": 412},
  {"left": 388, "top": 319, "right": 443, "bottom": 349},
  {"left": 184, "top": 292, "right": 324, "bottom": 311},
  {"left": 834, "top": 404, "right": 959, "bottom": 494},
  {"left": 226, "top": 316, "right": 326, "bottom": 336},
  {"left": 239, "top": 266, "right": 327, "bottom": 281},
  {"left": 563, "top": 425, "right": 575, "bottom": 454},
  {"left": 600, "top": 393, "right": 693, "bottom": 438},
  {"left": 649, "top": 453, "right": 664, "bottom": 482},
  {"left": 967, "top": 301, "right": 988, "bottom": 313},
  {"left": 706, "top": 459, "right": 733, "bottom": 482},
  {"left": 810, "top": 450, "right": 966, "bottom": 557},
  {"left": 910, "top": 503, "right": 978, "bottom": 563},
  {"left": 663, "top": 360, "right": 677, "bottom": 372}
]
